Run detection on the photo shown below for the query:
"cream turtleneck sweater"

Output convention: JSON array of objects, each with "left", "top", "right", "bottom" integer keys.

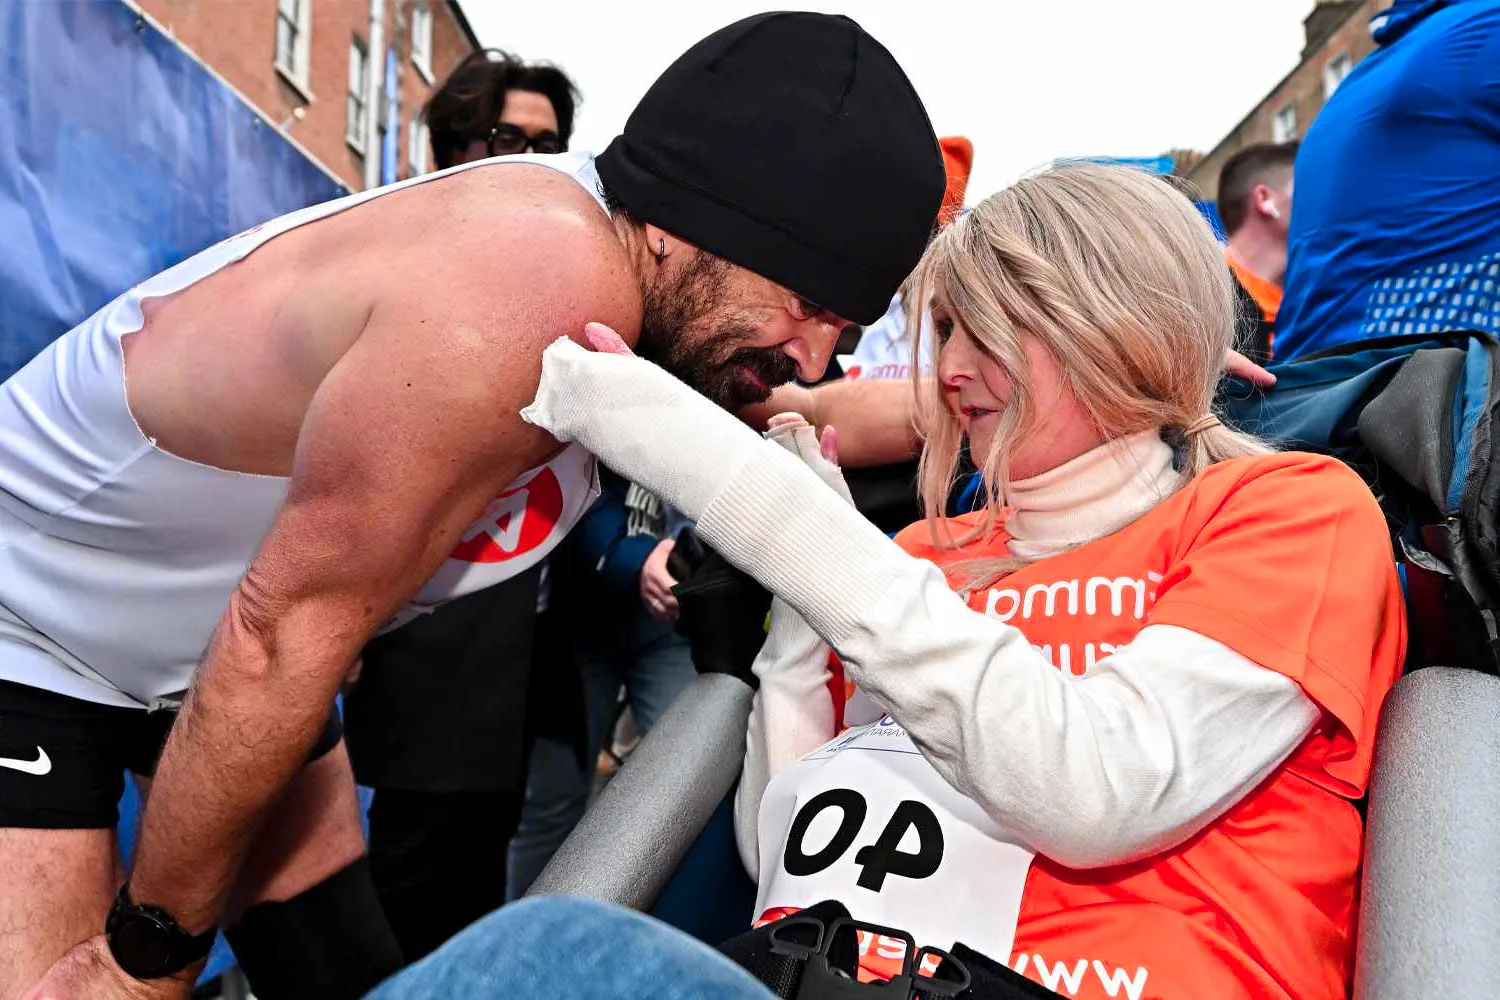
[
  {"left": 520, "top": 339, "right": 1320, "bottom": 879},
  {"left": 1002, "top": 428, "right": 1182, "bottom": 562}
]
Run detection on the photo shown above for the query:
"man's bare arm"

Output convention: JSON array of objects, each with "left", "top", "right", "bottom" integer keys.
[
  {"left": 738, "top": 349, "right": 1276, "bottom": 469},
  {"left": 740, "top": 378, "right": 921, "bottom": 468},
  {"left": 127, "top": 212, "right": 638, "bottom": 933}
]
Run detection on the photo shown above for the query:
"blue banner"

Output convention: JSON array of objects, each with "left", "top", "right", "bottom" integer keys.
[
  {"left": 0, "top": 0, "right": 347, "bottom": 379},
  {"left": 2, "top": 1, "right": 351, "bottom": 981}
]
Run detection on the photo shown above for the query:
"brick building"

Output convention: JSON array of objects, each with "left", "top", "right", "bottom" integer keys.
[
  {"left": 1188, "top": 0, "right": 1392, "bottom": 201},
  {"left": 130, "top": 0, "right": 479, "bottom": 191}
]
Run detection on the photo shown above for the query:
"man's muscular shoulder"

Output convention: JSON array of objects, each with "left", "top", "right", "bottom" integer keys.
[
  {"left": 340, "top": 164, "right": 640, "bottom": 477},
  {"left": 417, "top": 163, "right": 642, "bottom": 350}
]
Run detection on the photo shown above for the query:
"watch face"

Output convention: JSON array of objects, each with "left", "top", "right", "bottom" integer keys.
[{"left": 111, "top": 913, "right": 175, "bottom": 978}]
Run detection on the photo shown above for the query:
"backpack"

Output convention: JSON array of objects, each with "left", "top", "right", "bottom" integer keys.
[{"left": 1222, "top": 332, "right": 1500, "bottom": 673}]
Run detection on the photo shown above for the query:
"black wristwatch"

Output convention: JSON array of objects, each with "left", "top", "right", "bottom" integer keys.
[{"left": 105, "top": 883, "right": 216, "bottom": 980}]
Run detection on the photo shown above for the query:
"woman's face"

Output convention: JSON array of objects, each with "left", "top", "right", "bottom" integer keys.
[{"left": 934, "top": 305, "right": 1104, "bottom": 482}]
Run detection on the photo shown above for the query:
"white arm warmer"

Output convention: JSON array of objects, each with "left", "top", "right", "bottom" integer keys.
[
  {"left": 734, "top": 413, "right": 851, "bottom": 881},
  {"left": 735, "top": 599, "right": 834, "bottom": 882},
  {"left": 524, "top": 339, "right": 1321, "bottom": 867}
]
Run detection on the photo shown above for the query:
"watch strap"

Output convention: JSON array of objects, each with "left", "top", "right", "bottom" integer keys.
[{"left": 106, "top": 883, "right": 216, "bottom": 979}]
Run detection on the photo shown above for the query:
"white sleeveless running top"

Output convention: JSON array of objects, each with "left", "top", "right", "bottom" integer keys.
[{"left": 0, "top": 153, "right": 602, "bottom": 708}]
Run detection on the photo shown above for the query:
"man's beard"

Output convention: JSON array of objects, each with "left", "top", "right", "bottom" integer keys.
[{"left": 634, "top": 250, "right": 798, "bottom": 410}]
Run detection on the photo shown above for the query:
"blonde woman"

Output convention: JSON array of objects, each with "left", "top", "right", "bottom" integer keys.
[{"left": 522, "top": 164, "right": 1406, "bottom": 1000}]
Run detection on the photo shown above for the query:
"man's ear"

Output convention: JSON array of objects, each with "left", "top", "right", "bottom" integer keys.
[
  {"left": 1252, "top": 183, "right": 1281, "bottom": 221},
  {"left": 642, "top": 224, "right": 689, "bottom": 262}
]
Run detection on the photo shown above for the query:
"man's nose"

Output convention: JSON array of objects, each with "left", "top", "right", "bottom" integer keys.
[{"left": 784, "top": 321, "right": 841, "bottom": 382}]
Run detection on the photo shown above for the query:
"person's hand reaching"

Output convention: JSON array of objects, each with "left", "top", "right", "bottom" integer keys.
[
  {"left": 521, "top": 326, "right": 769, "bottom": 522},
  {"left": 1224, "top": 349, "right": 1276, "bottom": 387},
  {"left": 640, "top": 539, "right": 680, "bottom": 622}
]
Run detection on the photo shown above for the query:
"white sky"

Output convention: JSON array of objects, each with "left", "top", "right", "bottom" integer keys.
[{"left": 459, "top": 0, "right": 1321, "bottom": 203}]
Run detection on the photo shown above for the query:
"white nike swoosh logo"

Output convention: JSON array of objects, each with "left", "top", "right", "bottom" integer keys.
[{"left": 0, "top": 747, "right": 51, "bottom": 776}]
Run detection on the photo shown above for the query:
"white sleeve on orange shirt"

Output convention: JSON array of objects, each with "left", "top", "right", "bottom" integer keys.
[
  {"left": 740, "top": 619, "right": 1317, "bottom": 869},
  {"left": 896, "top": 622, "right": 1319, "bottom": 866},
  {"left": 522, "top": 341, "right": 1321, "bottom": 865},
  {"left": 735, "top": 598, "right": 834, "bottom": 881}
]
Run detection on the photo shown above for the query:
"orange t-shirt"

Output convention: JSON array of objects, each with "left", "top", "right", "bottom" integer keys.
[
  {"left": 1227, "top": 252, "right": 1284, "bottom": 326},
  {"left": 820, "top": 453, "right": 1404, "bottom": 999}
]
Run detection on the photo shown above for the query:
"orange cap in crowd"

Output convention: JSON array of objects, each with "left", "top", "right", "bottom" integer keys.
[{"left": 938, "top": 136, "right": 974, "bottom": 226}]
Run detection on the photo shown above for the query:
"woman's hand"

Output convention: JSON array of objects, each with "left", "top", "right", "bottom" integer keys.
[
  {"left": 764, "top": 413, "right": 853, "bottom": 506},
  {"left": 584, "top": 321, "right": 632, "bottom": 355},
  {"left": 521, "top": 325, "right": 770, "bottom": 522}
]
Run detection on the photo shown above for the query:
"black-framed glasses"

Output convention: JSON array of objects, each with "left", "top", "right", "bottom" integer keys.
[{"left": 487, "top": 123, "right": 566, "bottom": 157}]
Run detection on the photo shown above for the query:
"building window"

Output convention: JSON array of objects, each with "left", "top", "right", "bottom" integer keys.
[
  {"left": 411, "top": 2, "right": 434, "bottom": 83},
  {"left": 1323, "top": 52, "right": 1353, "bottom": 99},
  {"left": 274, "top": 0, "right": 312, "bottom": 93},
  {"left": 408, "top": 118, "right": 429, "bottom": 176},
  {"left": 347, "top": 37, "right": 369, "bottom": 153},
  {"left": 1272, "top": 103, "right": 1298, "bottom": 143}
]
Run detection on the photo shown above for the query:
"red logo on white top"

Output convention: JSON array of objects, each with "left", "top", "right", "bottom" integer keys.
[{"left": 449, "top": 467, "right": 564, "bottom": 563}]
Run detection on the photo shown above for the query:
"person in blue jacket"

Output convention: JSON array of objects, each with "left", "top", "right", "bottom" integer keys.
[{"left": 1276, "top": 0, "right": 1500, "bottom": 360}]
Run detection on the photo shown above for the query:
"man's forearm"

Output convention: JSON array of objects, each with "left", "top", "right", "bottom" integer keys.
[
  {"left": 738, "top": 379, "right": 919, "bottom": 468},
  {"left": 737, "top": 383, "right": 815, "bottom": 432},
  {"left": 128, "top": 610, "right": 344, "bottom": 932},
  {"left": 804, "top": 378, "right": 920, "bottom": 468}
]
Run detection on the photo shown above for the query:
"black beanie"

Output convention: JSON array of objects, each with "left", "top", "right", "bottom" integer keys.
[{"left": 596, "top": 12, "right": 944, "bottom": 326}]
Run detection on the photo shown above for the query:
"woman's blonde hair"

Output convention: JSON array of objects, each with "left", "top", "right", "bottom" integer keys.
[{"left": 908, "top": 163, "right": 1270, "bottom": 585}]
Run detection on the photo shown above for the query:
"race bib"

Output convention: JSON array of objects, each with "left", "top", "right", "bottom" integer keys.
[
  {"left": 382, "top": 443, "right": 598, "bottom": 632},
  {"left": 755, "top": 715, "right": 1035, "bottom": 978}
]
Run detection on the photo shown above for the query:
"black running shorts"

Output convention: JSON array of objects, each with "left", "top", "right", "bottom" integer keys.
[{"left": 0, "top": 678, "right": 342, "bottom": 829}]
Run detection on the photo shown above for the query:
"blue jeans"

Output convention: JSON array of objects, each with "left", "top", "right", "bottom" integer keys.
[
  {"left": 365, "top": 896, "right": 773, "bottom": 999},
  {"left": 506, "top": 612, "right": 696, "bottom": 897}
]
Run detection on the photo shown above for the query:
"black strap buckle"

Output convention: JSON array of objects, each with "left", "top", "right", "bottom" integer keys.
[
  {"left": 912, "top": 945, "right": 973, "bottom": 998},
  {"left": 787, "top": 917, "right": 972, "bottom": 1000}
]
